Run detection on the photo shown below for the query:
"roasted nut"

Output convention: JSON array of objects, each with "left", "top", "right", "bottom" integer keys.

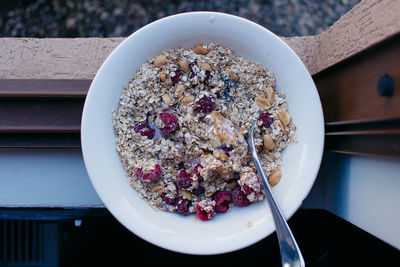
[
  {"left": 198, "top": 62, "right": 212, "bottom": 71},
  {"left": 193, "top": 44, "right": 208, "bottom": 55},
  {"left": 278, "top": 110, "right": 291, "bottom": 125},
  {"left": 255, "top": 95, "right": 269, "bottom": 108},
  {"left": 268, "top": 167, "right": 281, "bottom": 186},
  {"left": 175, "top": 84, "right": 185, "bottom": 98},
  {"left": 179, "top": 60, "right": 190, "bottom": 72},
  {"left": 279, "top": 120, "right": 287, "bottom": 134},
  {"left": 213, "top": 150, "right": 228, "bottom": 161},
  {"left": 179, "top": 189, "right": 193, "bottom": 200},
  {"left": 226, "top": 181, "right": 238, "bottom": 189},
  {"left": 180, "top": 95, "right": 194, "bottom": 105},
  {"left": 267, "top": 86, "right": 275, "bottom": 104},
  {"left": 151, "top": 186, "right": 165, "bottom": 194},
  {"left": 263, "top": 134, "right": 275, "bottom": 153},
  {"left": 159, "top": 71, "right": 167, "bottom": 82},
  {"left": 154, "top": 54, "right": 167, "bottom": 67},
  {"left": 162, "top": 93, "right": 172, "bottom": 105},
  {"left": 228, "top": 70, "right": 239, "bottom": 82}
]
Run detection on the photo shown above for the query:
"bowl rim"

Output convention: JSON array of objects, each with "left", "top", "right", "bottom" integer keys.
[{"left": 81, "top": 11, "right": 325, "bottom": 255}]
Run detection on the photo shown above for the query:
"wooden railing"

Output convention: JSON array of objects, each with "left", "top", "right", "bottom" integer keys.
[{"left": 0, "top": 0, "right": 399, "bottom": 156}]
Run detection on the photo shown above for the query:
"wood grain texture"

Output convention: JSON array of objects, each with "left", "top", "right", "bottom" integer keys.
[
  {"left": 314, "top": 34, "right": 400, "bottom": 123},
  {"left": 0, "top": 0, "right": 399, "bottom": 79}
]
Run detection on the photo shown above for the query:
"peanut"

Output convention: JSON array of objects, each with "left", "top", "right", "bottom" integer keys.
[
  {"left": 154, "top": 54, "right": 167, "bottom": 67},
  {"left": 267, "top": 86, "right": 275, "bottom": 105},
  {"left": 255, "top": 95, "right": 269, "bottom": 108},
  {"left": 279, "top": 120, "right": 287, "bottom": 134},
  {"left": 278, "top": 110, "right": 291, "bottom": 125},
  {"left": 228, "top": 70, "right": 239, "bottom": 82},
  {"left": 180, "top": 95, "right": 194, "bottom": 105},
  {"left": 268, "top": 167, "right": 281, "bottom": 186},
  {"left": 179, "top": 60, "right": 190, "bottom": 72},
  {"left": 193, "top": 44, "right": 208, "bottom": 55},
  {"left": 159, "top": 71, "right": 167, "bottom": 82},
  {"left": 162, "top": 93, "right": 172, "bottom": 105},
  {"left": 179, "top": 189, "right": 193, "bottom": 200},
  {"left": 175, "top": 84, "right": 185, "bottom": 98},
  {"left": 263, "top": 134, "right": 275, "bottom": 153},
  {"left": 213, "top": 150, "right": 228, "bottom": 161},
  {"left": 198, "top": 62, "right": 213, "bottom": 71},
  {"left": 226, "top": 181, "right": 238, "bottom": 189},
  {"left": 151, "top": 186, "right": 165, "bottom": 194}
]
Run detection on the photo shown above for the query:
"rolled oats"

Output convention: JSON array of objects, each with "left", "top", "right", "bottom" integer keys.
[{"left": 112, "top": 43, "right": 296, "bottom": 220}]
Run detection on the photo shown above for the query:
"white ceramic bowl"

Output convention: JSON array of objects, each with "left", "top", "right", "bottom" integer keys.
[{"left": 81, "top": 12, "right": 324, "bottom": 255}]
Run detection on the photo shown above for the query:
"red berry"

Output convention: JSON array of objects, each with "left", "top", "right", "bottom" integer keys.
[
  {"left": 259, "top": 112, "right": 273, "bottom": 128},
  {"left": 177, "top": 170, "right": 192, "bottom": 189},
  {"left": 159, "top": 112, "right": 179, "bottom": 134},
  {"left": 133, "top": 123, "right": 155, "bottom": 139},
  {"left": 212, "top": 191, "right": 231, "bottom": 213},
  {"left": 161, "top": 194, "right": 176, "bottom": 205},
  {"left": 195, "top": 95, "right": 215, "bottom": 114},
  {"left": 171, "top": 70, "right": 182, "bottom": 84},
  {"left": 196, "top": 201, "right": 216, "bottom": 221},
  {"left": 232, "top": 187, "right": 250, "bottom": 207},
  {"left": 242, "top": 184, "right": 254, "bottom": 195},
  {"left": 175, "top": 197, "right": 191, "bottom": 215},
  {"left": 135, "top": 164, "right": 162, "bottom": 181}
]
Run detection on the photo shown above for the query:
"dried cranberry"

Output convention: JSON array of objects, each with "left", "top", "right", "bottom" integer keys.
[
  {"left": 212, "top": 191, "right": 231, "bottom": 213},
  {"left": 195, "top": 95, "right": 215, "bottom": 114},
  {"left": 175, "top": 197, "right": 191, "bottom": 215},
  {"left": 196, "top": 202, "right": 216, "bottom": 221},
  {"left": 133, "top": 123, "right": 155, "bottom": 139},
  {"left": 135, "top": 164, "right": 162, "bottom": 181},
  {"left": 232, "top": 187, "right": 250, "bottom": 207},
  {"left": 259, "top": 112, "right": 273, "bottom": 128},
  {"left": 159, "top": 112, "right": 179, "bottom": 134},
  {"left": 177, "top": 170, "right": 192, "bottom": 189},
  {"left": 171, "top": 70, "right": 182, "bottom": 84},
  {"left": 161, "top": 194, "right": 176, "bottom": 205}
]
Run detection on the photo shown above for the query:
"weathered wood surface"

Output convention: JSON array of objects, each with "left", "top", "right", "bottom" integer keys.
[{"left": 0, "top": 0, "right": 399, "bottom": 79}]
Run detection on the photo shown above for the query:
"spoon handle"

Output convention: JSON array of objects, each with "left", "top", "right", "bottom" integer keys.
[{"left": 250, "top": 148, "right": 305, "bottom": 267}]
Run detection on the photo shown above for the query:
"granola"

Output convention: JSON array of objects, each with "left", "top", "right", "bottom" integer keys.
[{"left": 112, "top": 43, "right": 296, "bottom": 221}]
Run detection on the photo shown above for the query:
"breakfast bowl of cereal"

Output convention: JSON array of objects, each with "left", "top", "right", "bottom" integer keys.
[{"left": 81, "top": 12, "right": 324, "bottom": 255}]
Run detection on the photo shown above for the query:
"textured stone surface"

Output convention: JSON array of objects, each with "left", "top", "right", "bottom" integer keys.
[{"left": 0, "top": 0, "right": 399, "bottom": 79}]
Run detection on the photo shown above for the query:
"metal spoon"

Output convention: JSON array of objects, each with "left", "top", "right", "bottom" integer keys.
[{"left": 247, "top": 119, "right": 305, "bottom": 267}]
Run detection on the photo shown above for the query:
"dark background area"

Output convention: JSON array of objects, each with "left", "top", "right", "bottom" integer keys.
[
  {"left": 0, "top": 0, "right": 360, "bottom": 37},
  {"left": 58, "top": 209, "right": 400, "bottom": 266}
]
